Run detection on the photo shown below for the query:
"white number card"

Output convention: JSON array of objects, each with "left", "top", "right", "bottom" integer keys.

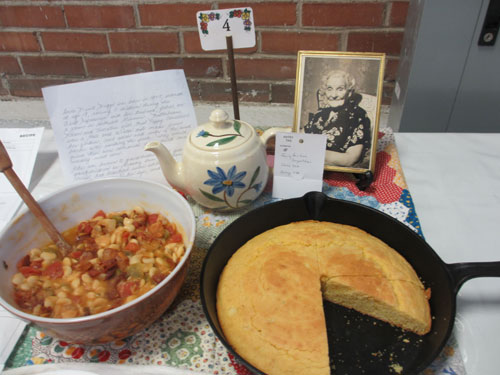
[
  {"left": 196, "top": 7, "right": 256, "bottom": 51},
  {"left": 272, "top": 132, "right": 327, "bottom": 199}
]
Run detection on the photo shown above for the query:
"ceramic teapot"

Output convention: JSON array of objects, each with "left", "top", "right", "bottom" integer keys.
[{"left": 145, "top": 109, "right": 285, "bottom": 210}]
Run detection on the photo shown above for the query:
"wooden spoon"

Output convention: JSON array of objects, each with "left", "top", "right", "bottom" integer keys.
[{"left": 0, "top": 140, "right": 72, "bottom": 255}]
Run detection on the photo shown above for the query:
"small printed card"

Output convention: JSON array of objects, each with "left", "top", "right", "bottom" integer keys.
[
  {"left": 196, "top": 7, "right": 256, "bottom": 51},
  {"left": 272, "top": 132, "right": 327, "bottom": 199}
]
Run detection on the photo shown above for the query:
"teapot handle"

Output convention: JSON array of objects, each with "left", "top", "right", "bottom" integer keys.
[{"left": 260, "top": 126, "right": 292, "bottom": 147}]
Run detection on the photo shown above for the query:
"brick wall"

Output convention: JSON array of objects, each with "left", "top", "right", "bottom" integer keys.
[{"left": 0, "top": 0, "right": 409, "bottom": 105}]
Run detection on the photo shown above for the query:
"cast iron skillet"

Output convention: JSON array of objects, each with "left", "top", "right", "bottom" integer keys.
[{"left": 200, "top": 192, "right": 500, "bottom": 374}]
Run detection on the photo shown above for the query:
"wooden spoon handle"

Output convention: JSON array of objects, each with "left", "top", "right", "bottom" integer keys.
[
  {"left": 0, "top": 140, "right": 72, "bottom": 254},
  {"left": 0, "top": 139, "right": 13, "bottom": 172}
]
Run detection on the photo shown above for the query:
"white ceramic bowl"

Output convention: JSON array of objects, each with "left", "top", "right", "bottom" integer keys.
[{"left": 0, "top": 178, "right": 195, "bottom": 344}]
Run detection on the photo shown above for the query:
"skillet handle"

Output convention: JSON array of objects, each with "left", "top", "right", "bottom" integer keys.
[{"left": 448, "top": 261, "right": 500, "bottom": 294}]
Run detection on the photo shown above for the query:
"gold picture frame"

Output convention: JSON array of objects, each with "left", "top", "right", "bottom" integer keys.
[{"left": 293, "top": 51, "right": 385, "bottom": 174}]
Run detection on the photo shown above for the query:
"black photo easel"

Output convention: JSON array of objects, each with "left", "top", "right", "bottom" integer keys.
[{"left": 354, "top": 171, "right": 374, "bottom": 191}]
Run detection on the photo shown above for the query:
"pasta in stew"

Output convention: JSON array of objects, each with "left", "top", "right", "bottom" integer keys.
[{"left": 11, "top": 207, "right": 185, "bottom": 319}]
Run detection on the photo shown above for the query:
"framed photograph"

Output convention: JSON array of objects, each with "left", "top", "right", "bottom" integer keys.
[{"left": 293, "top": 51, "right": 385, "bottom": 174}]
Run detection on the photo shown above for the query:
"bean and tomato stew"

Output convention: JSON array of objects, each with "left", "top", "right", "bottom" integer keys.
[{"left": 11, "top": 207, "right": 185, "bottom": 319}]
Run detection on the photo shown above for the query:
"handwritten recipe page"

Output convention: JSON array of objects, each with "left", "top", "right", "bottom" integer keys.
[
  {"left": 42, "top": 70, "right": 197, "bottom": 184},
  {"left": 272, "top": 132, "right": 326, "bottom": 199}
]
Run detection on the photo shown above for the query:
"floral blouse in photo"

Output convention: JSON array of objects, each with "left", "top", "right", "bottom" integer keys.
[{"left": 304, "top": 93, "right": 371, "bottom": 165}]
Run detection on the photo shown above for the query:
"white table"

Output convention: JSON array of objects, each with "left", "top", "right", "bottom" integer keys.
[
  {"left": 5, "top": 127, "right": 500, "bottom": 374},
  {"left": 395, "top": 133, "right": 500, "bottom": 375}
]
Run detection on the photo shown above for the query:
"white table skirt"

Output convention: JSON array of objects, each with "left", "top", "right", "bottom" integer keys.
[{"left": 395, "top": 133, "right": 500, "bottom": 375}]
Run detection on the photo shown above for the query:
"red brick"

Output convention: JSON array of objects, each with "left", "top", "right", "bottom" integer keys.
[
  {"left": 65, "top": 5, "right": 135, "bottom": 28},
  {"left": 184, "top": 31, "right": 211, "bottom": 54},
  {"left": 347, "top": 32, "right": 404, "bottom": 55},
  {"left": 271, "top": 83, "right": 295, "bottom": 104},
  {"left": 303, "top": 3, "right": 384, "bottom": 27},
  {"left": 21, "top": 56, "right": 85, "bottom": 75},
  {"left": 262, "top": 31, "right": 339, "bottom": 54},
  {"left": 154, "top": 57, "right": 223, "bottom": 77},
  {"left": 384, "top": 58, "right": 400, "bottom": 82},
  {"left": 183, "top": 31, "right": 257, "bottom": 54},
  {"left": 0, "top": 6, "right": 65, "bottom": 28},
  {"left": 42, "top": 32, "right": 108, "bottom": 53},
  {"left": 197, "top": 81, "right": 231, "bottom": 102},
  {"left": 199, "top": 81, "right": 270, "bottom": 103},
  {"left": 390, "top": 2, "right": 409, "bottom": 27},
  {"left": 0, "top": 32, "right": 40, "bottom": 52},
  {"left": 139, "top": 3, "right": 211, "bottom": 26},
  {"left": 222, "top": 2, "right": 296, "bottom": 26},
  {"left": 8, "top": 77, "right": 69, "bottom": 97},
  {"left": 233, "top": 58, "right": 296, "bottom": 80},
  {"left": 0, "top": 56, "right": 22, "bottom": 74},
  {"left": 109, "top": 32, "right": 178, "bottom": 54},
  {"left": 86, "top": 57, "right": 152, "bottom": 77}
]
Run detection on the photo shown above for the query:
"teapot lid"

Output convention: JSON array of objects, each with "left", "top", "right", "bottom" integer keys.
[{"left": 189, "top": 109, "right": 254, "bottom": 151}]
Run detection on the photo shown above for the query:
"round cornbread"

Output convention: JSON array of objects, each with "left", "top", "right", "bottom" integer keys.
[{"left": 216, "top": 221, "right": 431, "bottom": 375}]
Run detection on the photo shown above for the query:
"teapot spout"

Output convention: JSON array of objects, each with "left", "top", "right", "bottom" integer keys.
[{"left": 145, "top": 141, "right": 185, "bottom": 192}]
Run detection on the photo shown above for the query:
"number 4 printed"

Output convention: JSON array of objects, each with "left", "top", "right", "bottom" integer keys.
[{"left": 196, "top": 8, "right": 256, "bottom": 51}]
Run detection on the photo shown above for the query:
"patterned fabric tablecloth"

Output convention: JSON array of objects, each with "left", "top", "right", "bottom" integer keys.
[{"left": 5, "top": 128, "right": 465, "bottom": 375}]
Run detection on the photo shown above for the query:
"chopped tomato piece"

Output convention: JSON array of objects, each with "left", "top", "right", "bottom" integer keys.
[
  {"left": 19, "top": 266, "right": 42, "bottom": 277},
  {"left": 122, "top": 231, "right": 130, "bottom": 241},
  {"left": 42, "top": 261, "right": 64, "bottom": 279},
  {"left": 117, "top": 280, "right": 139, "bottom": 299},
  {"left": 124, "top": 242, "right": 140, "bottom": 252},
  {"left": 69, "top": 250, "right": 82, "bottom": 259},
  {"left": 78, "top": 222, "right": 92, "bottom": 235},
  {"left": 147, "top": 214, "right": 159, "bottom": 224},
  {"left": 168, "top": 233, "right": 183, "bottom": 244},
  {"left": 93, "top": 210, "right": 106, "bottom": 219}
]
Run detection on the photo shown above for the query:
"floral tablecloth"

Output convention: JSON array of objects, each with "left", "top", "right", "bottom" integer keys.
[{"left": 5, "top": 128, "right": 466, "bottom": 375}]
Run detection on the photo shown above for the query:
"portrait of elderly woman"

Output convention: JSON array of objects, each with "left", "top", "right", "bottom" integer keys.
[{"left": 294, "top": 52, "right": 385, "bottom": 172}]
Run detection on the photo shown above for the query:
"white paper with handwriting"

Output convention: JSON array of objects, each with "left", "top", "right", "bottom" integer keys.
[
  {"left": 42, "top": 70, "right": 197, "bottom": 184},
  {"left": 272, "top": 132, "right": 326, "bottom": 199}
]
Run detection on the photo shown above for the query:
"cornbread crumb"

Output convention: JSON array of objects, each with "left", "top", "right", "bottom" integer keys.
[{"left": 390, "top": 363, "right": 404, "bottom": 373}]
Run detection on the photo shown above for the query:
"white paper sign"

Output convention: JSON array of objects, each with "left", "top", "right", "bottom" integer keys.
[
  {"left": 196, "top": 8, "right": 256, "bottom": 51},
  {"left": 272, "top": 132, "right": 327, "bottom": 199},
  {"left": 42, "top": 70, "right": 197, "bottom": 184},
  {"left": 0, "top": 127, "right": 44, "bottom": 231}
]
